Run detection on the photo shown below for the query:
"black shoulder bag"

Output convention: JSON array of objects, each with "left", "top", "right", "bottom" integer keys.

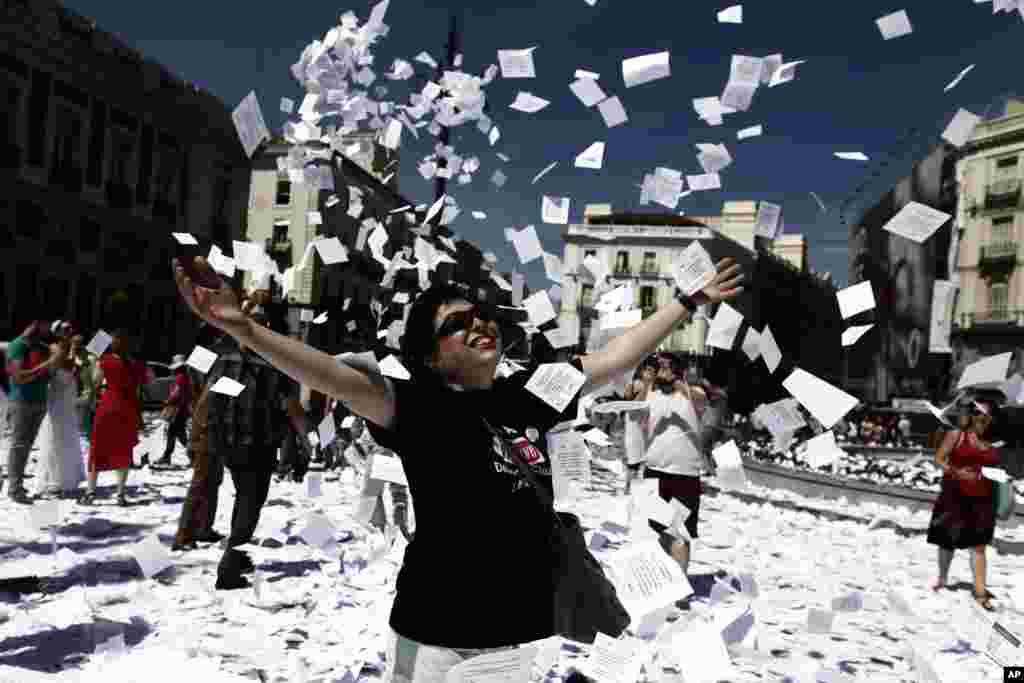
[{"left": 481, "top": 417, "right": 630, "bottom": 643}]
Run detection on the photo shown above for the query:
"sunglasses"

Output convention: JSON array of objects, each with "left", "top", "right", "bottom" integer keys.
[{"left": 436, "top": 305, "right": 496, "bottom": 339}]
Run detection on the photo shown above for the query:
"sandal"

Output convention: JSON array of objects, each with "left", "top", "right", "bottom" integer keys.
[
  {"left": 78, "top": 492, "right": 96, "bottom": 506},
  {"left": 930, "top": 579, "right": 945, "bottom": 592},
  {"left": 973, "top": 592, "right": 995, "bottom": 612}
]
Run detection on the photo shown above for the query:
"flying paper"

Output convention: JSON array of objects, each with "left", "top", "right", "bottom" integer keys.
[
  {"left": 717, "top": 5, "right": 743, "bottom": 23},
  {"left": 882, "top": 202, "right": 951, "bottom": 244},
  {"left": 760, "top": 325, "right": 782, "bottom": 373},
  {"left": 541, "top": 196, "right": 571, "bottom": 225},
  {"left": 876, "top": 10, "right": 913, "bottom": 40},
  {"left": 944, "top": 64, "right": 976, "bottom": 92},
  {"left": 737, "top": 125, "right": 763, "bottom": 140},
  {"left": 597, "top": 96, "right": 628, "bottom": 128},
  {"left": 957, "top": 352, "right": 1012, "bottom": 391},
  {"left": 835, "top": 152, "right": 869, "bottom": 161},
  {"left": 841, "top": 324, "right": 874, "bottom": 347},
  {"left": 783, "top": 368, "right": 859, "bottom": 429},
  {"left": 622, "top": 51, "right": 671, "bottom": 88},
  {"left": 497, "top": 48, "right": 536, "bottom": 78},
  {"left": 707, "top": 303, "right": 743, "bottom": 350},
  {"left": 575, "top": 141, "right": 606, "bottom": 169},
  {"left": 569, "top": 78, "right": 607, "bottom": 107},
  {"left": 836, "top": 281, "right": 876, "bottom": 319},
  {"left": 509, "top": 92, "right": 550, "bottom": 113},
  {"left": 941, "top": 108, "right": 982, "bottom": 148}
]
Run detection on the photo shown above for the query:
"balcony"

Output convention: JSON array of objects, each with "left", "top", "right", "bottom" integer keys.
[
  {"left": 978, "top": 241, "right": 1018, "bottom": 278},
  {"left": 270, "top": 239, "right": 292, "bottom": 253},
  {"left": 639, "top": 265, "right": 661, "bottom": 277},
  {"left": 106, "top": 181, "right": 134, "bottom": 209},
  {"left": 984, "top": 179, "right": 1021, "bottom": 212},
  {"left": 610, "top": 266, "right": 633, "bottom": 278},
  {"left": 960, "top": 308, "right": 1024, "bottom": 328},
  {"left": 49, "top": 164, "right": 84, "bottom": 194}
]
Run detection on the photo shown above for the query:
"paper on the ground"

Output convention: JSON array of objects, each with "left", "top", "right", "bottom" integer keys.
[
  {"left": 524, "top": 362, "right": 586, "bottom": 413},
  {"left": 717, "top": 5, "right": 742, "bottom": 23},
  {"left": 510, "top": 225, "right": 544, "bottom": 264},
  {"left": 877, "top": 10, "right": 913, "bottom": 40},
  {"left": 547, "top": 429, "right": 591, "bottom": 501},
  {"left": 674, "top": 241, "right": 716, "bottom": 296},
  {"left": 298, "top": 513, "right": 336, "bottom": 548},
  {"left": 755, "top": 201, "right": 782, "bottom": 239},
  {"left": 523, "top": 290, "right": 558, "bottom": 327},
  {"left": 583, "top": 633, "right": 646, "bottom": 683},
  {"left": 836, "top": 281, "right": 876, "bottom": 319},
  {"left": 379, "top": 355, "right": 411, "bottom": 380},
  {"left": 131, "top": 535, "right": 173, "bottom": 579},
  {"left": 185, "top": 345, "right": 218, "bottom": 374},
  {"left": 841, "top": 324, "right": 874, "bottom": 347},
  {"left": 883, "top": 202, "right": 952, "bottom": 243},
  {"left": 783, "top": 368, "right": 859, "bottom": 429},
  {"left": 171, "top": 232, "right": 198, "bottom": 245},
  {"left": 497, "top": 47, "right": 536, "bottom": 79},
  {"left": 668, "top": 621, "right": 735, "bottom": 683},
  {"left": 804, "top": 431, "right": 842, "bottom": 469},
  {"left": 575, "top": 141, "right": 605, "bottom": 169},
  {"left": 569, "top": 78, "right": 607, "bottom": 107},
  {"left": 542, "top": 196, "right": 571, "bottom": 224},
  {"left": 510, "top": 92, "right": 550, "bottom": 113},
  {"left": 232, "top": 91, "right": 270, "bottom": 158},
  {"left": 835, "top": 152, "right": 869, "bottom": 161},
  {"left": 622, "top": 51, "right": 670, "bottom": 88},
  {"left": 707, "top": 302, "right": 744, "bottom": 350},
  {"left": 944, "top": 64, "right": 976, "bottom": 92},
  {"left": 742, "top": 327, "right": 761, "bottom": 360},
  {"left": 597, "top": 96, "right": 628, "bottom": 128},
  {"left": 737, "top": 125, "right": 762, "bottom": 140},
  {"left": 445, "top": 647, "right": 537, "bottom": 683},
  {"left": 759, "top": 326, "right": 782, "bottom": 373},
  {"left": 86, "top": 330, "right": 113, "bottom": 356},
  {"left": 957, "top": 352, "right": 1012, "bottom": 390},
  {"left": 314, "top": 237, "right": 349, "bottom": 265},
  {"left": 606, "top": 540, "right": 693, "bottom": 625},
  {"left": 209, "top": 377, "right": 246, "bottom": 397},
  {"left": 304, "top": 471, "right": 322, "bottom": 498},
  {"left": 941, "top": 108, "right": 982, "bottom": 148}
]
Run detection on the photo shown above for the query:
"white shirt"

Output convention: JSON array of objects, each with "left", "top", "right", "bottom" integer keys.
[{"left": 644, "top": 392, "right": 703, "bottom": 477}]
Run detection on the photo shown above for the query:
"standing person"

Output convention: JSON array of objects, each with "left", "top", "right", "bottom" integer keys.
[
  {"left": 81, "top": 329, "right": 151, "bottom": 506},
  {"left": 174, "top": 324, "right": 227, "bottom": 552},
  {"left": 927, "top": 396, "right": 1003, "bottom": 611},
  {"left": 172, "top": 254, "right": 742, "bottom": 671},
  {"left": 622, "top": 359, "right": 657, "bottom": 494},
  {"left": 206, "top": 299, "right": 307, "bottom": 590},
  {"left": 156, "top": 354, "right": 192, "bottom": 466},
  {"left": 356, "top": 415, "right": 414, "bottom": 542},
  {"left": 898, "top": 413, "right": 912, "bottom": 447},
  {"left": 643, "top": 359, "right": 706, "bottom": 575},
  {"left": 35, "top": 321, "right": 85, "bottom": 498},
  {"left": 4, "top": 320, "right": 63, "bottom": 504},
  {"left": 72, "top": 332, "right": 101, "bottom": 438}
]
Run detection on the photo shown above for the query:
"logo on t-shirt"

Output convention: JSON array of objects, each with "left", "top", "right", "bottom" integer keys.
[{"left": 510, "top": 437, "right": 544, "bottom": 466}]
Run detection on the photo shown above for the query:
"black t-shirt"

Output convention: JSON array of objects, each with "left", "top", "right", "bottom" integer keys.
[{"left": 366, "top": 358, "right": 584, "bottom": 648}]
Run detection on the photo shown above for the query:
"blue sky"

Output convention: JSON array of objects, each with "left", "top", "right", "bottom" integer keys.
[{"left": 63, "top": 0, "right": 1024, "bottom": 292}]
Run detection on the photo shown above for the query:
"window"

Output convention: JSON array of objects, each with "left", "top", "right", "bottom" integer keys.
[
  {"left": 642, "top": 252, "right": 657, "bottom": 273},
  {"left": 993, "top": 216, "right": 1013, "bottom": 243},
  {"left": 615, "top": 250, "right": 629, "bottom": 273},
  {"left": 51, "top": 104, "right": 82, "bottom": 170},
  {"left": 581, "top": 283, "right": 594, "bottom": 307},
  {"left": 109, "top": 127, "right": 134, "bottom": 185},
  {"left": 85, "top": 99, "right": 106, "bottom": 186},
  {"left": 74, "top": 273, "right": 96, "bottom": 331},
  {"left": 275, "top": 179, "right": 292, "bottom": 205},
  {"left": 640, "top": 286, "right": 655, "bottom": 309},
  {"left": 26, "top": 69, "right": 50, "bottom": 166},
  {"left": 990, "top": 283, "right": 1008, "bottom": 318},
  {"left": 996, "top": 156, "right": 1019, "bottom": 170},
  {"left": 154, "top": 144, "right": 181, "bottom": 203},
  {"left": 0, "top": 82, "right": 21, "bottom": 145},
  {"left": 584, "top": 249, "right": 596, "bottom": 260},
  {"left": 273, "top": 222, "right": 290, "bottom": 243}
]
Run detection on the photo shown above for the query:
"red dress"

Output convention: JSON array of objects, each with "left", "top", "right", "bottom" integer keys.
[
  {"left": 926, "top": 431, "right": 1001, "bottom": 550},
  {"left": 90, "top": 353, "right": 148, "bottom": 472}
]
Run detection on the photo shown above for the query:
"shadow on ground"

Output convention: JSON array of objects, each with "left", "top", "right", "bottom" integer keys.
[{"left": 0, "top": 616, "right": 152, "bottom": 673}]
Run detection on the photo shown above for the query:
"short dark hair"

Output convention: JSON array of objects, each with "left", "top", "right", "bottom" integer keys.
[{"left": 401, "top": 282, "right": 473, "bottom": 381}]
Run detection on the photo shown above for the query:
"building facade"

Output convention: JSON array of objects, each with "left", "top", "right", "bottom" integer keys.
[
  {"left": 847, "top": 144, "right": 958, "bottom": 402},
  {"left": 950, "top": 98, "right": 1024, "bottom": 382},
  {"left": 772, "top": 234, "right": 809, "bottom": 272},
  {"left": 0, "top": 0, "right": 249, "bottom": 359}
]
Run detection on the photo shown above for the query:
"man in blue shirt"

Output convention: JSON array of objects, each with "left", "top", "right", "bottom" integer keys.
[{"left": 4, "top": 321, "right": 64, "bottom": 504}]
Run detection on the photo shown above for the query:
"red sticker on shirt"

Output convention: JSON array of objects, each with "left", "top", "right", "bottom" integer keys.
[{"left": 511, "top": 438, "right": 544, "bottom": 466}]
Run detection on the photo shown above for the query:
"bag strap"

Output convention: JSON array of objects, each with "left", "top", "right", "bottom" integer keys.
[{"left": 480, "top": 416, "right": 567, "bottom": 531}]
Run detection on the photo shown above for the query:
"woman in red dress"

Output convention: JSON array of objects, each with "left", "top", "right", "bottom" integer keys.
[
  {"left": 927, "top": 396, "right": 1002, "bottom": 611},
  {"left": 81, "top": 329, "right": 152, "bottom": 506}
]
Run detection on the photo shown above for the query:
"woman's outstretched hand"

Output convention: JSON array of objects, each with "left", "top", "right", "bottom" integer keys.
[
  {"left": 694, "top": 257, "right": 744, "bottom": 306},
  {"left": 172, "top": 257, "right": 251, "bottom": 340}
]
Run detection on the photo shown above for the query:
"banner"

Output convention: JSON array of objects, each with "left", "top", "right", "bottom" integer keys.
[{"left": 929, "top": 280, "right": 957, "bottom": 354}]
